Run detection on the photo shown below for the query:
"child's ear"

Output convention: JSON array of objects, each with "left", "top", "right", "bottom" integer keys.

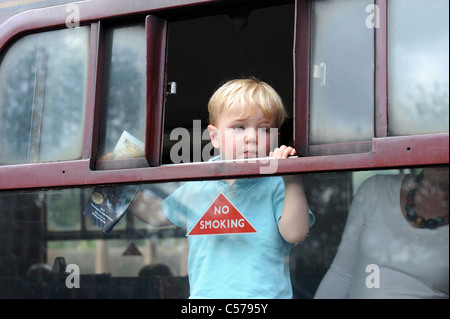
[{"left": 207, "top": 125, "right": 221, "bottom": 149}]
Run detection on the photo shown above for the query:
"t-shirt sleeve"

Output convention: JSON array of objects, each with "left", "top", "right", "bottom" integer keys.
[{"left": 273, "top": 178, "right": 285, "bottom": 222}]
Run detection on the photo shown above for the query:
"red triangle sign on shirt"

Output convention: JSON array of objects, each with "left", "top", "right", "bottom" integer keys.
[{"left": 188, "top": 193, "right": 257, "bottom": 236}]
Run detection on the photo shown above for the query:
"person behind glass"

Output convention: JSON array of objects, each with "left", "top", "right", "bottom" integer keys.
[
  {"left": 314, "top": 167, "right": 449, "bottom": 299},
  {"left": 131, "top": 78, "right": 315, "bottom": 298}
]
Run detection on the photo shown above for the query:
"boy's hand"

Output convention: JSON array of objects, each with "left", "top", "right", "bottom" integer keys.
[{"left": 269, "top": 145, "right": 297, "bottom": 158}]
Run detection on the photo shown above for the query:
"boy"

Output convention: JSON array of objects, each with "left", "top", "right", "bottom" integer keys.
[{"left": 133, "top": 78, "right": 314, "bottom": 298}]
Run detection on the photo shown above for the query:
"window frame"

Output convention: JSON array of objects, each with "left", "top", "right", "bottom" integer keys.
[
  {"left": 295, "top": 0, "right": 449, "bottom": 157},
  {"left": 90, "top": 16, "right": 167, "bottom": 170},
  {"left": 0, "top": 0, "right": 448, "bottom": 192}
]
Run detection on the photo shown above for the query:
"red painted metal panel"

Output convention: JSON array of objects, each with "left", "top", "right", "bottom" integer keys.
[
  {"left": 293, "top": 0, "right": 311, "bottom": 155},
  {"left": 89, "top": 21, "right": 105, "bottom": 169},
  {"left": 0, "top": 0, "right": 214, "bottom": 52},
  {"left": 374, "top": 0, "right": 388, "bottom": 138},
  {"left": 1, "top": 134, "right": 447, "bottom": 191},
  {"left": 82, "top": 23, "right": 99, "bottom": 160}
]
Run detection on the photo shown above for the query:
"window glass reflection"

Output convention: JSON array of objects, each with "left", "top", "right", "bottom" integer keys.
[
  {"left": 309, "top": 0, "right": 373, "bottom": 144},
  {"left": 315, "top": 166, "right": 449, "bottom": 298},
  {"left": 388, "top": 0, "right": 449, "bottom": 135},
  {"left": 47, "top": 188, "right": 83, "bottom": 231},
  {"left": 98, "top": 24, "right": 146, "bottom": 160},
  {"left": 0, "top": 27, "right": 89, "bottom": 164},
  {"left": 0, "top": 167, "right": 447, "bottom": 298}
]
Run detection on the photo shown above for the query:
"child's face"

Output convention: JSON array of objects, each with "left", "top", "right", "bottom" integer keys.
[{"left": 208, "top": 106, "right": 277, "bottom": 160}]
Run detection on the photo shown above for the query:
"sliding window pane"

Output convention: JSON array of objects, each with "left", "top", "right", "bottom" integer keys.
[
  {"left": 309, "top": 0, "right": 373, "bottom": 144},
  {"left": 98, "top": 24, "right": 146, "bottom": 160},
  {"left": 388, "top": 0, "right": 449, "bottom": 135}
]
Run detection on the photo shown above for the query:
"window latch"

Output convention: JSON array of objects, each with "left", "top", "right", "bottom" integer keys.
[
  {"left": 313, "top": 63, "right": 326, "bottom": 86},
  {"left": 167, "top": 81, "right": 177, "bottom": 95}
]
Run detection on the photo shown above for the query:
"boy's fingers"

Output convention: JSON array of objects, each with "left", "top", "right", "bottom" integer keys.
[
  {"left": 289, "top": 148, "right": 297, "bottom": 156},
  {"left": 271, "top": 146, "right": 297, "bottom": 158},
  {"left": 283, "top": 147, "right": 294, "bottom": 158}
]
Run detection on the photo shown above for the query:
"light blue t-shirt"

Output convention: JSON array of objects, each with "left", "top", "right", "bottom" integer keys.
[{"left": 162, "top": 176, "right": 315, "bottom": 299}]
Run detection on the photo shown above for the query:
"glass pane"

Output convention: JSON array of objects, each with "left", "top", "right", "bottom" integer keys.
[
  {"left": 1, "top": 166, "right": 447, "bottom": 298},
  {"left": 314, "top": 166, "right": 449, "bottom": 299},
  {"left": 388, "top": 0, "right": 449, "bottom": 135},
  {"left": 0, "top": 27, "right": 89, "bottom": 164},
  {"left": 47, "top": 188, "right": 83, "bottom": 231},
  {"left": 98, "top": 24, "right": 146, "bottom": 160},
  {"left": 309, "top": 0, "right": 373, "bottom": 144},
  {"left": 0, "top": 183, "right": 188, "bottom": 298}
]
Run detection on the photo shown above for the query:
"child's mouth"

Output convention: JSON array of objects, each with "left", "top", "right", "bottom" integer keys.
[{"left": 244, "top": 151, "right": 257, "bottom": 158}]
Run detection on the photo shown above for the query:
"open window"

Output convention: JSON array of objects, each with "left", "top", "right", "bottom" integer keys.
[{"left": 162, "top": 3, "right": 296, "bottom": 164}]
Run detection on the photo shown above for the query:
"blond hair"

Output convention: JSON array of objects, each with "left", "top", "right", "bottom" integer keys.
[{"left": 208, "top": 78, "right": 287, "bottom": 128}]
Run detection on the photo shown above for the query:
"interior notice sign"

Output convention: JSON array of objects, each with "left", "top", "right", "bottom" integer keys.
[{"left": 188, "top": 193, "right": 257, "bottom": 236}]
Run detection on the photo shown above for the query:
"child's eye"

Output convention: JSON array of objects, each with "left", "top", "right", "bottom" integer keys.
[
  {"left": 233, "top": 126, "right": 245, "bottom": 132},
  {"left": 258, "top": 127, "right": 270, "bottom": 133}
]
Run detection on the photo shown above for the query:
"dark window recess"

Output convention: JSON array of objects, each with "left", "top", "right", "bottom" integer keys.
[{"left": 163, "top": 3, "right": 295, "bottom": 164}]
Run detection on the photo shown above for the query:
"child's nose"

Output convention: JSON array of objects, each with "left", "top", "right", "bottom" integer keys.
[{"left": 244, "top": 128, "right": 257, "bottom": 143}]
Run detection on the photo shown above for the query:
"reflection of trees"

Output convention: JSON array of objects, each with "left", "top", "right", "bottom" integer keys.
[
  {"left": 408, "top": 82, "right": 448, "bottom": 126},
  {"left": 0, "top": 28, "right": 88, "bottom": 164},
  {"left": 99, "top": 33, "right": 146, "bottom": 156},
  {"left": 391, "top": 81, "right": 449, "bottom": 135},
  {"left": 0, "top": 25, "right": 146, "bottom": 163},
  {"left": 0, "top": 46, "right": 36, "bottom": 163},
  {"left": 47, "top": 188, "right": 83, "bottom": 230},
  {"left": 39, "top": 31, "right": 88, "bottom": 161}
]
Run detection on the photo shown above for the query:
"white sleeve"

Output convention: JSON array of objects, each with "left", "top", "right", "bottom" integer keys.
[{"left": 314, "top": 177, "right": 377, "bottom": 299}]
